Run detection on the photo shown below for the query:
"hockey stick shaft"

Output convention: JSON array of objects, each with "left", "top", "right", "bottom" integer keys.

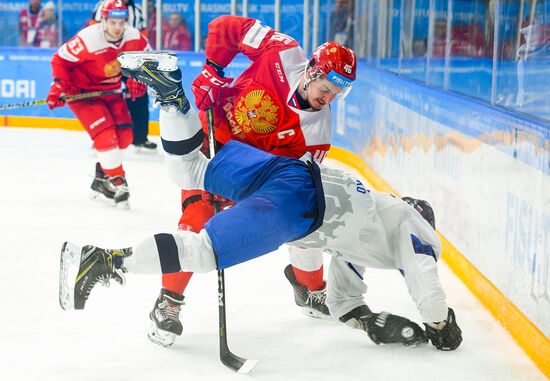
[
  {"left": 206, "top": 108, "right": 257, "bottom": 374},
  {"left": 0, "top": 88, "right": 124, "bottom": 111}
]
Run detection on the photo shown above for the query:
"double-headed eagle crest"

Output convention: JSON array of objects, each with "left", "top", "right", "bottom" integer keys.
[{"left": 234, "top": 89, "right": 279, "bottom": 134}]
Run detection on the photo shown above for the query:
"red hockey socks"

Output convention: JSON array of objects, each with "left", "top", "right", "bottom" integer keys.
[
  {"left": 102, "top": 164, "right": 125, "bottom": 178},
  {"left": 292, "top": 265, "right": 324, "bottom": 291},
  {"left": 162, "top": 272, "right": 194, "bottom": 295}
]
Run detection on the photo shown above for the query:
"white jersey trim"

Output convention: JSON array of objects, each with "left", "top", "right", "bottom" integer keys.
[
  {"left": 58, "top": 44, "right": 79, "bottom": 62},
  {"left": 296, "top": 106, "right": 332, "bottom": 147},
  {"left": 77, "top": 24, "right": 142, "bottom": 53},
  {"left": 278, "top": 46, "right": 308, "bottom": 102}
]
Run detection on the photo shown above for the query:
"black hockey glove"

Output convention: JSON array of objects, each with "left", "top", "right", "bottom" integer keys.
[
  {"left": 365, "top": 312, "right": 428, "bottom": 346},
  {"left": 340, "top": 306, "right": 428, "bottom": 346},
  {"left": 424, "top": 307, "right": 462, "bottom": 351}
]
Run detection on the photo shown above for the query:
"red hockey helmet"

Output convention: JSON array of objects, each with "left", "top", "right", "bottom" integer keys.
[
  {"left": 101, "top": 0, "right": 128, "bottom": 19},
  {"left": 308, "top": 42, "right": 356, "bottom": 96}
]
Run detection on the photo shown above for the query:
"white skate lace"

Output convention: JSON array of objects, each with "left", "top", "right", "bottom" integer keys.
[
  {"left": 306, "top": 289, "right": 327, "bottom": 306},
  {"left": 160, "top": 300, "right": 181, "bottom": 320}
]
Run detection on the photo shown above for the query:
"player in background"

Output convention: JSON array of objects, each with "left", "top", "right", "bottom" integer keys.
[
  {"left": 59, "top": 61, "right": 462, "bottom": 351},
  {"left": 139, "top": 15, "right": 357, "bottom": 346},
  {"left": 90, "top": 0, "right": 157, "bottom": 153},
  {"left": 47, "top": 0, "right": 149, "bottom": 208}
]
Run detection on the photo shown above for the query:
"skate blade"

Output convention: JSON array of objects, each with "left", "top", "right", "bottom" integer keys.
[
  {"left": 118, "top": 51, "right": 178, "bottom": 71},
  {"left": 300, "top": 306, "right": 332, "bottom": 320},
  {"left": 90, "top": 191, "right": 116, "bottom": 206},
  {"left": 148, "top": 322, "right": 177, "bottom": 347},
  {"left": 134, "top": 146, "right": 157, "bottom": 154},
  {"left": 116, "top": 200, "right": 130, "bottom": 210},
  {"left": 59, "top": 241, "right": 81, "bottom": 311},
  {"left": 90, "top": 191, "right": 131, "bottom": 210}
]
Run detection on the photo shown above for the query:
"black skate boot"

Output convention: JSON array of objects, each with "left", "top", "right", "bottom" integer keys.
[
  {"left": 118, "top": 51, "right": 190, "bottom": 113},
  {"left": 339, "top": 305, "right": 428, "bottom": 347},
  {"left": 148, "top": 288, "right": 185, "bottom": 347},
  {"left": 90, "top": 162, "right": 115, "bottom": 202},
  {"left": 109, "top": 175, "right": 130, "bottom": 209},
  {"left": 284, "top": 264, "right": 330, "bottom": 319},
  {"left": 133, "top": 139, "right": 158, "bottom": 154},
  {"left": 59, "top": 242, "right": 130, "bottom": 310}
]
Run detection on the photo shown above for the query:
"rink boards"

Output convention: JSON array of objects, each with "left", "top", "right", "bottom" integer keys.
[{"left": 331, "top": 66, "right": 549, "bottom": 378}]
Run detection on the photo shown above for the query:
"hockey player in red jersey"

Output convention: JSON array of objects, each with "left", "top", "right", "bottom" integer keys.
[
  {"left": 47, "top": 0, "right": 149, "bottom": 208},
  {"left": 136, "top": 15, "right": 357, "bottom": 347}
]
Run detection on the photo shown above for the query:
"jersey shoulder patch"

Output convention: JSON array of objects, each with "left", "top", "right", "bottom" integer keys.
[{"left": 242, "top": 19, "right": 271, "bottom": 49}]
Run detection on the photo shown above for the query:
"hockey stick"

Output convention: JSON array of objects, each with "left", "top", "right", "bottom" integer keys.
[
  {"left": 0, "top": 88, "right": 124, "bottom": 110},
  {"left": 206, "top": 108, "right": 258, "bottom": 374}
]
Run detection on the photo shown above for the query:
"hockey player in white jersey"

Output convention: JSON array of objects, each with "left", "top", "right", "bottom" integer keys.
[{"left": 59, "top": 53, "right": 462, "bottom": 351}]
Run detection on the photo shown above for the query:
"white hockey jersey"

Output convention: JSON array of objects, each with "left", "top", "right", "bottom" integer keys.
[{"left": 293, "top": 165, "right": 449, "bottom": 323}]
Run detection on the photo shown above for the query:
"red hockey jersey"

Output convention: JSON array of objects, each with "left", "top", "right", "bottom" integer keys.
[
  {"left": 204, "top": 16, "right": 332, "bottom": 162},
  {"left": 51, "top": 23, "right": 149, "bottom": 92}
]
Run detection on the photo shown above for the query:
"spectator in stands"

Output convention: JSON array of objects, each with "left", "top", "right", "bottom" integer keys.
[
  {"left": 146, "top": 0, "right": 158, "bottom": 49},
  {"left": 35, "top": 1, "right": 58, "bottom": 48},
  {"left": 331, "top": 0, "right": 354, "bottom": 47},
  {"left": 163, "top": 12, "right": 191, "bottom": 51},
  {"left": 19, "top": 0, "right": 42, "bottom": 47},
  {"left": 431, "top": 19, "right": 485, "bottom": 58},
  {"left": 413, "top": 38, "right": 428, "bottom": 57}
]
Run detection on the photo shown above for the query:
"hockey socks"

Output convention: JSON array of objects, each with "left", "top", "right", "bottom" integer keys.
[
  {"left": 292, "top": 265, "right": 325, "bottom": 291},
  {"left": 123, "top": 230, "right": 217, "bottom": 275},
  {"left": 102, "top": 164, "right": 125, "bottom": 178},
  {"left": 162, "top": 272, "right": 194, "bottom": 295}
]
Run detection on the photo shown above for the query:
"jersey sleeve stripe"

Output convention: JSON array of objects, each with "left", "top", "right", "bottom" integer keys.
[
  {"left": 161, "top": 129, "right": 204, "bottom": 156},
  {"left": 58, "top": 44, "right": 79, "bottom": 62}
]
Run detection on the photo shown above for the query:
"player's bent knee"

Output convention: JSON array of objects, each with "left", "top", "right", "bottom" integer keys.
[
  {"left": 93, "top": 128, "right": 119, "bottom": 151},
  {"left": 116, "top": 127, "right": 133, "bottom": 149}
]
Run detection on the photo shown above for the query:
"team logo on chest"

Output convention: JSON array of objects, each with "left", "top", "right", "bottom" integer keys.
[
  {"left": 234, "top": 89, "right": 279, "bottom": 134},
  {"left": 104, "top": 59, "right": 121, "bottom": 78}
]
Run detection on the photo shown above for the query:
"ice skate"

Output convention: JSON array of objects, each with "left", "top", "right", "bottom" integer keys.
[
  {"left": 133, "top": 139, "right": 158, "bottom": 154},
  {"left": 340, "top": 305, "right": 428, "bottom": 347},
  {"left": 90, "top": 162, "right": 115, "bottom": 203},
  {"left": 89, "top": 163, "right": 130, "bottom": 209},
  {"left": 118, "top": 51, "right": 189, "bottom": 113},
  {"left": 109, "top": 175, "right": 130, "bottom": 209},
  {"left": 148, "top": 288, "right": 185, "bottom": 347},
  {"left": 284, "top": 264, "right": 331, "bottom": 319},
  {"left": 58, "top": 242, "right": 129, "bottom": 310}
]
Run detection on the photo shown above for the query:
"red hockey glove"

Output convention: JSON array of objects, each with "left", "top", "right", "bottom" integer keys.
[
  {"left": 191, "top": 62, "right": 233, "bottom": 110},
  {"left": 47, "top": 80, "right": 67, "bottom": 110},
  {"left": 126, "top": 78, "right": 147, "bottom": 101}
]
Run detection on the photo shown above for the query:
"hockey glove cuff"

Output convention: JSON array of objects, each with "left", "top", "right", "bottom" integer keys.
[
  {"left": 47, "top": 79, "right": 68, "bottom": 110},
  {"left": 191, "top": 60, "right": 233, "bottom": 110},
  {"left": 424, "top": 307, "right": 462, "bottom": 351}
]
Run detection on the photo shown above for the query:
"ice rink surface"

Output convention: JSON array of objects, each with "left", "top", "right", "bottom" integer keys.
[{"left": 0, "top": 128, "right": 546, "bottom": 381}]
